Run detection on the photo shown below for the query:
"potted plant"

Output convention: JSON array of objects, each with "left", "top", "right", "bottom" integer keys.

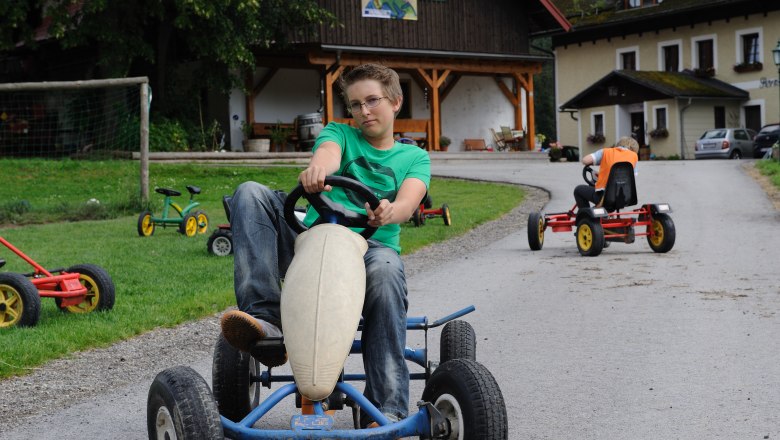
[
  {"left": 241, "top": 121, "right": 270, "bottom": 152},
  {"left": 548, "top": 141, "right": 563, "bottom": 162},
  {"left": 269, "top": 121, "right": 292, "bottom": 152},
  {"left": 733, "top": 61, "right": 763, "bottom": 73},
  {"left": 648, "top": 127, "right": 669, "bottom": 139},
  {"left": 439, "top": 135, "right": 451, "bottom": 151}
]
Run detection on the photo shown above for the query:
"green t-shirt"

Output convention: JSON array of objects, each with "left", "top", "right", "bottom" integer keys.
[{"left": 303, "top": 122, "right": 431, "bottom": 253}]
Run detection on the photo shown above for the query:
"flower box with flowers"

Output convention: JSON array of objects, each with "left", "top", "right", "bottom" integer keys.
[
  {"left": 733, "top": 62, "right": 763, "bottom": 73},
  {"left": 586, "top": 133, "right": 605, "bottom": 144},
  {"left": 649, "top": 127, "right": 669, "bottom": 139}
]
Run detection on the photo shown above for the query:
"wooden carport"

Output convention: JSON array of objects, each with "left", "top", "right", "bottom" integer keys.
[{"left": 245, "top": 48, "right": 546, "bottom": 152}]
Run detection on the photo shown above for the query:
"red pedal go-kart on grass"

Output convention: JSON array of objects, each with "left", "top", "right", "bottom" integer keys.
[
  {"left": 0, "top": 236, "right": 115, "bottom": 328},
  {"left": 411, "top": 193, "right": 452, "bottom": 227},
  {"left": 527, "top": 163, "right": 676, "bottom": 257}
]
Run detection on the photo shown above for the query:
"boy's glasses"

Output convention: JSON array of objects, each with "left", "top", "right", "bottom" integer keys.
[{"left": 348, "top": 96, "right": 389, "bottom": 114}]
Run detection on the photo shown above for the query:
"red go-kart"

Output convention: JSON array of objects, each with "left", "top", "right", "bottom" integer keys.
[
  {"left": 0, "top": 236, "right": 115, "bottom": 328},
  {"left": 527, "top": 163, "right": 675, "bottom": 256}
]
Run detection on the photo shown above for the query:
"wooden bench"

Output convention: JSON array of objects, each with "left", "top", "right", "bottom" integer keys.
[
  {"left": 464, "top": 139, "right": 488, "bottom": 151},
  {"left": 252, "top": 122, "right": 297, "bottom": 151},
  {"left": 393, "top": 119, "right": 429, "bottom": 148}
]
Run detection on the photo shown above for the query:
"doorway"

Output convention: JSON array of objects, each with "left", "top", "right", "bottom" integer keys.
[
  {"left": 744, "top": 105, "right": 761, "bottom": 133},
  {"left": 630, "top": 112, "right": 646, "bottom": 148}
]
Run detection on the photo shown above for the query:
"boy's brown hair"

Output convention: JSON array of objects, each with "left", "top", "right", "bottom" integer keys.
[
  {"left": 338, "top": 64, "right": 403, "bottom": 107},
  {"left": 615, "top": 136, "right": 639, "bottom": 153}
]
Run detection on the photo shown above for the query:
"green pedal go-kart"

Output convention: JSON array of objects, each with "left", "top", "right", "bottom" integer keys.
[{"left": 138, "top": 185, "right": 209, "bottom": 238}]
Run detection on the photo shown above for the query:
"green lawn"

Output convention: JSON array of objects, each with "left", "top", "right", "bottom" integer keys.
[
  {"left": 0, "top": 159, "right": 524, "bottom": 379},
  {"left": 756, "top": 158, "right": 780, "bottom": 189}
]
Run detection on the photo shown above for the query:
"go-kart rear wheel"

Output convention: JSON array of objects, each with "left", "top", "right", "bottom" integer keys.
[
  {"left": 195, "top": 210, "right": 209, "bottom": 235},
  {"left": 180, "top": 213, "right": 198, "bottom": 237},
  {"left": 647, "top": 213, "right": 676, "bottom": 253},
  {"left": 147, "top": 366, "right": 223, "bottom": 440},
  {"left": 212, "top": 333, "right": 261, "bottom": 422},
  {"left": 207, "top": 229, "right": 233, "bottom": 256},
  {"left": 440, "top": 320, "right": 476, "bottom": 363},
  {"left": 0, "top": 272, "right": 41, "bottom": 328},
  {"left": 422, "top": 359, "right": 508, "bottom": 440},
  {"left": 527, "top": 212, "right": 545, "bottom": 251},
  {"left": 412, "top": 208, "right": 424, "bottom": 227},
  {"left": 137, "top": 210, "right": 155, "bottom": 237},
  {"left": 57, "top": 264, "right": 116, "bottom": 313},
  {"left": 441, "top": 204, "right": 452, "bottom": 226},
  {"left": 576, "top": 217, "right": 604, "bottom": 257}
]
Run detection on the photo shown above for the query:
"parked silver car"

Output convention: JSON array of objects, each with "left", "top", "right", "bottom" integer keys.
[{"left": 694, "top": 128, "right": 756, "bottom": 159}]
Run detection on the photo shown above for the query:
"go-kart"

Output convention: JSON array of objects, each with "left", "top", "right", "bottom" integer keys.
[
  {"left": 138, "top": 185, "right": 209, "bottom": 237},
  {"left": 527, "top": 162, "right": 675, "bottom": 257},
  {"left": 411, "top": 193, "right": 451, "bottom": 227},
  {"left": 0, "top": 236, "right": 115, "bottom": 328},
  {"left": 147, "top": 176, "right": 507, "bottom": 439}
]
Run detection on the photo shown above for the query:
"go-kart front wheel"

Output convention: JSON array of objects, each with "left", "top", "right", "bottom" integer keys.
[
  {"left": 207, "top": 229, "right": 233, "bottom": 256},
  {"left": 412, "top": 208, "right": 425, "bottom": 227},
  {"left": 137, "top": 211, "right": 155, "bottom": 237},
  {"left": 57, "top": 264, "right": 115, "bottom": 313},
  {"left": 440, "top": 320, "right": 476, "bottom": 363},
  {"left": 527, "top": 212, "right": 545, "bottom": 251},
  {"left": 212, "top": 333, "right": 261, "bottom": 422},
  {"left": 422, "top": 359, "right": 508, "bottom": 440},
  {"left": 576, "top": 217, "right": 604, "bottom": 257},
  {"left": 147, "top": 366, "right": 223, "bottom": 440},
  {"left": 0, "top": 272, "right": 41, "bottom": 328},
  {"left": 647, "top": 213, "right": 676, "bottom": 253},
  {"left": 179, "top": 213, "right": 198, "bottom": 237}
]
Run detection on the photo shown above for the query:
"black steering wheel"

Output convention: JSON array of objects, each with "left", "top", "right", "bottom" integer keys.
[
  {"left": 582, "top": 165, "right": 597, "bottom": 187},
  {"left": 283, "top": 176, "right": 381, "bottom": 239}
]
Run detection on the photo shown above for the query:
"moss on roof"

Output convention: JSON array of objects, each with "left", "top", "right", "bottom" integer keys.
[
  {"left": 552, "top": 0, "right": 747, "bottom": 28},
  {"left": 619, "top": 71, "right": 744, "bottom": 97}
]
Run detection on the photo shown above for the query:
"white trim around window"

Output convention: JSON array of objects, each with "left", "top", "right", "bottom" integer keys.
[
  {"left": 652, "top": 104, "right": 669, "bottom": 130},
  {"left": 592, "top": 111, "right": 605, "bottom": 135},
  {"left": 735, "top": 27, "right": 763, "bottom": 64},
  {"left": 657, "top": 39, "right": 683, "bottom": 71},
  {"left": 616, "top": 45, "right": 640, "bottom": 70},
  {"left": 691, "top": 34, "right": 718, "bottom": 69}
]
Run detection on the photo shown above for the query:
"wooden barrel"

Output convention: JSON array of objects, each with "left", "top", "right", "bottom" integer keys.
[{"left": 296, "top": 113, "right": 323, "bottom": 151}]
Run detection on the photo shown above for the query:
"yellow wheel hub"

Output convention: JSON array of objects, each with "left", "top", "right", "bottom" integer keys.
[
  {"left": 0, "top": 285, "right": 23, "bottom": 327},
  {"left": 577, "top": 224, "right": 593, "bottom": 250},
  {"left": 649, "top": 219, "right": 664, "bottom": 247}
]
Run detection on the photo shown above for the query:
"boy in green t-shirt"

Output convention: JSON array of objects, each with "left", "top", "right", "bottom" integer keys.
[{"left": 221, "top": 64, "right": 431, "bottom": 428}]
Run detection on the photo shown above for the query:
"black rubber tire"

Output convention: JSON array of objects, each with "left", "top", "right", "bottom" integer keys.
[
  {"left": 647, "top": 213, "right": 676, "bottom": 253},
  {"left": 413, "top": 208, "right": 424, "bottom": 227},
  {"left": 730, "top": 150, "right": 742, "bottom": 159},
  {"left": 212, "top": 333, "right": 261, "bottom": 422},
  {"left": 440, "top": 320, "right": 477, "bottom": 363},
  {"left": 441, "top": 204, "right": 452, "bottom": 226},
  {"left": 0, "top": 272, "right": 41, "bottom": 328},
  {"left": 179, "top": 213, "right": 198, "bottom": 237},
  {"left": 195, "top": 210, "right": 210, "bottom": 234},
  {"left": 56, "top": 264, "right": 116, "bottom": 313},
  {"left": 147, "top": 366, "right": 224, "bottom": 440},
  {"left": 207, "top": 229, "right": 233, "bottom": 256},
  {"left": 423, "top": 194, "right": 433, "bottom": 209},
  {"left": 527, "top": 212, "right": 544, "bottom": 251},
  {"left": 137, "top": 210, "right": 155, "bottom": 236},
  {"left": 422, "top": 359, "right": 508, "bottom": 440},
  {"left": 576, "top": 217, "right": 604, "bottom": 256}
]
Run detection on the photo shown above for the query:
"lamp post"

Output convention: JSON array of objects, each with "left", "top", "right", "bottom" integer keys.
[{"left": 773, "top": 40, "right": 780, "bottom": 162}]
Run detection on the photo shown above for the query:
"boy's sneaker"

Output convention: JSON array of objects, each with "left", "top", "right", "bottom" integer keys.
[{"left": 220, "top": 310, "right": 287, "bottom": 367}]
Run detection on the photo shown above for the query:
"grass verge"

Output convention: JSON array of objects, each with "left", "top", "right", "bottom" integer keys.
[{"left": 0, "top": 160, "right": 524, "bottom": 378}]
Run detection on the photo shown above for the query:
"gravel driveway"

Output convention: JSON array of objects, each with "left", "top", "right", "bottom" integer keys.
[{"left": 2, "top": 157, "right": 779, "bottom": 439}]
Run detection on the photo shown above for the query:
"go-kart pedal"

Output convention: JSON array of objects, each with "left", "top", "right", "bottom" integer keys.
[{"left": 220, "top": 310, "right": 287, "bottom": 367}]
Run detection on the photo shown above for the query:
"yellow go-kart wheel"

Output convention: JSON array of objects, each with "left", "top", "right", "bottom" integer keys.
[
  {"left": 137, "top": 210, "right": 155, "bottom": 237},
  {"left": 441, "top": 204, "right": 452, "bottom": 226},
  {"left": 0, "top": 273, "right": 41, "bottom": 328},
  {"left": 576, "top": 217, "right": 604, "bottom": 257},
  {"left": 647, "top": 213, "right": 676, "bottom": 253},
  {"left": 527, "top": 211, "right": 545, "bottom": 251},
  {"left": 56, "top": 264, "right": 116, "bottom": 313},
  {"left": 195, "top": 211, "right": 209, "bottom": 234},
  {"left": 179, "top": 213, "right": 199, "bottom": 237}
]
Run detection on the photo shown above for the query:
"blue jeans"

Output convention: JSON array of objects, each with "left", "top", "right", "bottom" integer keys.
[{"left": 230, "top": 181, "right": 410, "bottom": 421}]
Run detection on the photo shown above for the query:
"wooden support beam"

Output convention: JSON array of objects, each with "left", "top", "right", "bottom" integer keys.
[
  {"left": 324, "top": 64, "right": 345, "bottom": 124},
  {"left": 525, "top": 74, "right": 536, "bottom": 151},
  {"left": 310, "top": 52, "right": 542, "bottom": 75}
]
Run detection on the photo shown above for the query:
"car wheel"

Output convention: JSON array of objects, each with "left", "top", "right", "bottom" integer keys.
[{"left": 730, "top": 150, "right": 742, "bottom": 159}]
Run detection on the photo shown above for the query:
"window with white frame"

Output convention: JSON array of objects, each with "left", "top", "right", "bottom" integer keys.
[
  {"left": 736, "top": 28, "right": 762, "bottom": 65},
  {"left": 654, "top": 106, "right": 668, "bottom": 129},
  {"left": 617, "top": 46, "right": 639, "bottom": 70},
  {"left": 593, "top": 113, "right": 604, "bottom": 135},
  {"left": 692, "top": 35, "right": 717, "bottom": 71},
  {"left": 662, "top": 44, "right": 679, "bottom": 71}
]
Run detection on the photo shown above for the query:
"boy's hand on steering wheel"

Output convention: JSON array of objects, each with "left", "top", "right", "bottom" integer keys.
[
  {"left": 365, "top": 199, "right": 393, "bottom": 227},
  {"left": 299, "top": 166, "right": 332, "bottom": 194}
]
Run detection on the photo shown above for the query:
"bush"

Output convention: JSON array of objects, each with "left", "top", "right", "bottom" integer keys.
[{"left": 149, "top": 117, "right": 190, "bottom": 152}]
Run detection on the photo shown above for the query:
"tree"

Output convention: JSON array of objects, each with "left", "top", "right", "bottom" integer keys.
[
  {"left": 531, "top": 36, "right": 557, "bottom": 144},
  {"left": 0, "top": 0, "right": 338, "bottom": 120}
]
